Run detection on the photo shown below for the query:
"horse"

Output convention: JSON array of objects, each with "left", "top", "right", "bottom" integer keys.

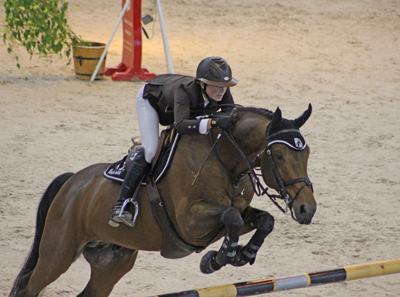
[{"left": 9, "top": 104, "right": 316, "bottom": 297}]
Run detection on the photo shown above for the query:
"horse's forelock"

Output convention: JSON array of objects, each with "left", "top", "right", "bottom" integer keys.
[{"left": 271, "top": 118, "right": 297, "bottom": 133}]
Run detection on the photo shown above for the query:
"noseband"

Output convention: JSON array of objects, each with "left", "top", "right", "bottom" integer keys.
[{"left": 265, "top": 146, "right": 313, "bottom": 211}]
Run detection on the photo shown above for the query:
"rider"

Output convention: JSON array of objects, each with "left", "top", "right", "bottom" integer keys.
[{"left": 109, "top": 56, "right": 238, "bottom": 227}]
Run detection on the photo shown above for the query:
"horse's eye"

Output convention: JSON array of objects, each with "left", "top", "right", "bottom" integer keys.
[{"left": 274, "top": 151, "right": 284, "bottom": 161}]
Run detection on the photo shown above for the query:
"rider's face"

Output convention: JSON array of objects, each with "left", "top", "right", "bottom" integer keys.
[{"left": 200, "top": 82, "right": 227, "bottom": 102}]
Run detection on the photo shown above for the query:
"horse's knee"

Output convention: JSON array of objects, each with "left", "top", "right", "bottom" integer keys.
[
  {"left": 249, "top": 212, "right": 274, "bottom": 247},
  {"left": 222, "top": 207, "right": 244, "bottom": 236},
  {"left": 256, "top": 212, "right": 275, "bottom": 235}
]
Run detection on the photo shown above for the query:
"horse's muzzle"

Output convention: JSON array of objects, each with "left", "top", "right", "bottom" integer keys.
[{"left": 292, "top": 200, "right": 317, "bottom": 224}]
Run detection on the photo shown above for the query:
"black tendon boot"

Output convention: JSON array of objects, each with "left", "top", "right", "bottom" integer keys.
[{"left": 108, "top": 147, "right": 151, "bottom": 227}]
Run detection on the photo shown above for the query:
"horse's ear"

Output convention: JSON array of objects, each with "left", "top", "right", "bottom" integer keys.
[
  {"left": 292, "top": 103, "right": 312, "bottom": 128},
  {"left": 270, "top": 106, "right": 282, "bottom": 130}
]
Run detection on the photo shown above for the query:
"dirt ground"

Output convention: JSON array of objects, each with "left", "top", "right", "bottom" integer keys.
[{"left": 1, "top": 0, "right": 400, "bottom": 296}]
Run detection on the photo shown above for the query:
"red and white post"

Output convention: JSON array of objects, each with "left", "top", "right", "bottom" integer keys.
[{"left": 105, "top": 0, "right": 156, "bottom": 81}]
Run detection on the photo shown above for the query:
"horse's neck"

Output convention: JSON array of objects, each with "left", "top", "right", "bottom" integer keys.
[{"left": 214, "top": 117, "right": 268, "bottom": 176}]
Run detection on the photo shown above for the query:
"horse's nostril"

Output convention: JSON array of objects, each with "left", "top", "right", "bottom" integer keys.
[
  {"left": 300, "top": 204, "right": 307, "bottom": 215},
  {"left": 296, "top": 202, "right": 317, "bottom": 225}
]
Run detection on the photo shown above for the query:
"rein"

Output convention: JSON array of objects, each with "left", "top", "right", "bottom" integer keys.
[
  {"left": 191, "top": 109, "right": 313, "bottom": 216},
  {"left": 192, "top": 127, "right": 282, "bottom": 211},
  {"left": 196, "top": 127, "right": 313, "bottom": 216},
  {"left": 224, "top": 129, "right": 291, "bottom": 214}
]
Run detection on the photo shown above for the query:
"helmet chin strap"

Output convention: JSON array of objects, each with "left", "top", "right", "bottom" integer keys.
[{"left": 202, "top": 84, "right": 216, "bottom": 103}]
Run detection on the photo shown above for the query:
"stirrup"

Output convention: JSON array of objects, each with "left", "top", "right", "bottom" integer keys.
[{"left": 109, "top": 199, "right": 139, "bottom": 227}]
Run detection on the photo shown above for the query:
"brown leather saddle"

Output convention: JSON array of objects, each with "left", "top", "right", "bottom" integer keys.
[
  {"left": 104, "top": 128, "right": 204, "bottom": 259},
  {"left": 103, "top": 128, "right": 179, "bottom": 183}
]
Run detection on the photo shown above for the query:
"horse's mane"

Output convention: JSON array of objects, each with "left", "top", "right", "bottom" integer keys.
[
  {"left": 235, "top": 105, "right": 274, "bottom": 120},
  {"left": 201, "top": 104, "right": 274, "bottom": 121}
]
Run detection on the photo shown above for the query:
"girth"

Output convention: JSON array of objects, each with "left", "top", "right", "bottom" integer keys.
[{"left": 145, "top": 178, "right": 204, "bottom": 259}]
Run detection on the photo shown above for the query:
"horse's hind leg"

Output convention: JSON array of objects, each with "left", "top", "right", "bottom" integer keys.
[
  {"left": 78, "top": 243, "right": 138, "bottom": 297},
  {"left": 9, "top": 172, "right": 76, "bottom": 297},
  {"left": 10, "top": 237, "right": 76, "bottom": 297},
  {"left": 23, "top": 237, "right": 82, "bottom": 297}
]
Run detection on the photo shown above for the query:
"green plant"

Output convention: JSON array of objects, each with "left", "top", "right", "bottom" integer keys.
[{"left": 2, "top": 0, "right": 84, "bottom": 68}]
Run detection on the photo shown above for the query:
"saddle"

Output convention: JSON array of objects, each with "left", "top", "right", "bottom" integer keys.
[
  {"left": 104, "top": 128, "right": 203, "bottom": 259},
  {"left": 104, "top": 128, "right": 180, "bottom": 184}
]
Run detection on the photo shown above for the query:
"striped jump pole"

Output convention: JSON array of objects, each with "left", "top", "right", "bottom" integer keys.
[{"left": 151, "top": 258, "right": 400, "bottom": 297}]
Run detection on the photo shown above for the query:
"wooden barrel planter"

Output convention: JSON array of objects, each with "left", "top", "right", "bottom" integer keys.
[{"left": 73, "top": 42, "right": 106, "bottom": 81}]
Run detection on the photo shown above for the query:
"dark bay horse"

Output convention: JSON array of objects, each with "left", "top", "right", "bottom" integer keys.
[{"left": 10, "top": 105, "right": 316, "bottom": 297}]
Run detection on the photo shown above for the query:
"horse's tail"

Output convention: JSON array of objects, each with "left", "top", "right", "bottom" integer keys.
[{"left": 9, "top": 172, "right": 74, "bottom": 297}]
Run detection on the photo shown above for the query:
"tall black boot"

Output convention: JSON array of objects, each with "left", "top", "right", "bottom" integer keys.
[{"left": 108, "top": 147, "right": 151, "bottom": 227}]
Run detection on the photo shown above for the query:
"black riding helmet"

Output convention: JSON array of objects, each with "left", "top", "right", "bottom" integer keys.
[{"left": 196, "top": 57, "right": 238, "bottom": 87}]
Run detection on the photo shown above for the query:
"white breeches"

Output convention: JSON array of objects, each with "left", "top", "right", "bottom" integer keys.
[{"left": 136, "top": 84, "right": 160, "bottom": 163}]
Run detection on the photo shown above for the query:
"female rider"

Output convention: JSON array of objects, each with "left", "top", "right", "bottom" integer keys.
[{"left": 109, "top": 56, "right": 238, "bottom": 227}]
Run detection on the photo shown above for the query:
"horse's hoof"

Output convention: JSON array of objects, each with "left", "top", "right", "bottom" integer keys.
[
  {"left": 200, "top": 251, "right": 219, "bottom": 274},
  {"left": 233, "top": 245, "right": 255, "bottom": 267}
]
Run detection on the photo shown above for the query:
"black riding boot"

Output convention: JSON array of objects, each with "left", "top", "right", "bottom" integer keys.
[{"left": 108, "top": 147, "right": 151, "bottom": 227}]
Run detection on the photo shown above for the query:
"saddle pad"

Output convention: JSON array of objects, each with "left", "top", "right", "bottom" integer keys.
[
  {"left": 103, "top": 156, "right": 127, "bottom": 182},
  {"left": 152, "top": 131, "right": 180, "bottom": 183},
  {"left": 103, "top": 132, "right": 180, "bottom": 183}
]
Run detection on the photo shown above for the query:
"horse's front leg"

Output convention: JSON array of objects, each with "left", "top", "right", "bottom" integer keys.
[
  {"left": 200, "top": 206, "right": 244, "bottom": 274},
  {"left": 234, "top": 206, "right": 275, "bottom": 267}
]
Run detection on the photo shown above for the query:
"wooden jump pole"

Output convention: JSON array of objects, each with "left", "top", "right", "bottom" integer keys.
[{"left": 150, "top": 258, "right": 400, "bottom": 297}]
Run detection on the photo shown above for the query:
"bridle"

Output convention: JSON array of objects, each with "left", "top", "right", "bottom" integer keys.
[
  {"left": 192, "top": 110, "right": 313, "bottom": 218},
  {"left": 259, "top": 126, "right": 314, "bottom": 214},
  {"left": 226, "top": 124, "right": 314, "bottom": 217}
]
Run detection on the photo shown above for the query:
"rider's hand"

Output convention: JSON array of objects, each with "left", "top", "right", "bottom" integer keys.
[{"left": 210, "top": 116, "right": 235, "bottom": 130}]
